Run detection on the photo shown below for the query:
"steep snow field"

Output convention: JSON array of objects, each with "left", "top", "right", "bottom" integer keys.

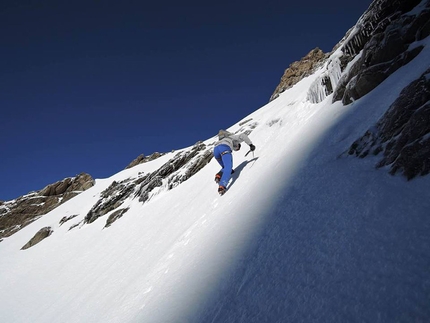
[{"left": 1, "top": 43, "right": 429, "bottom": 322}]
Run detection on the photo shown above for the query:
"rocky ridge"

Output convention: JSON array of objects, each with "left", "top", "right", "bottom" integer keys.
[
  {"left": 81, "top": 123, "right": 258, "bottom": 230},
  {"left": 83, "top": 142, "right": 214, "bottom": 227},
  {"left": 0, "top": 173, "right": 94, "bottom": 241},
  {"left": 339, "top": 0, "right": 430, "bottom": 179},
  {"left": 4, "top": 0, "right": 429, "bottom": 248},
  {"left": 11, "top": 119, "right": 257, "bottom": 249}
]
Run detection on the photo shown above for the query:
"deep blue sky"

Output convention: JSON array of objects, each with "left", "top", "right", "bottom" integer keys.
[{"left": 0, "top": 0, "right": 371, "bottom": 201}]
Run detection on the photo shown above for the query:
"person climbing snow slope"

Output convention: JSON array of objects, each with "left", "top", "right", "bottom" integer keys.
[{"left": 213, "top": 129, "right": 255, "bottom": 195}]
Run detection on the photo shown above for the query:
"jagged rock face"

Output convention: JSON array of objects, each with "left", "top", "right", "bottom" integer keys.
[
  {"left": 0, "top": 173, "right": 94, "bottom": 240},
  {"left": 270, "top": 48, "right": 327, "bottom": 101},
  {"left": 299, "top": 0, "right": 428, "bottom": 106},
  {"left": 134, "top": 143, "right": 213, "bottom": 204},
  {"left": 269, "top": 0, "right": 429, "bottom": 181},
  {"left": 343, "top": 0, "right": 430, "bottom": 180},
  {"left": 85, "top": 178, "right": 136, "bottom": 225},
  {"left": 334, "top": 0, "right": 428, "bottom": 104},
  {"left": 348, "top": 68, "right": 430, "bottom": 179},
  {"left": 125, "top": 152, "right": 164, "bottom": 169}
]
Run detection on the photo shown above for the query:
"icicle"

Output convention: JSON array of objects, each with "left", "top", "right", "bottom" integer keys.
[
  {"left": 307, "top": 76, "right": 327, "bottom": 103},
  {"left": 328, "top": 57, "right": 342, "bottom": 90},
  {"left": 307, "top": 56, "right": 343, "bottom": 104}
]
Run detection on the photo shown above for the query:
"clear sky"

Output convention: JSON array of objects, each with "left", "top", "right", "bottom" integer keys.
[{"left": 0, "top": 0, "right": 372, "bottom": 201}]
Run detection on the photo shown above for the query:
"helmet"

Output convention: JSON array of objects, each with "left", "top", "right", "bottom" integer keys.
[{"left": 233, "top": 142, "right": 241, "bottom": 151}]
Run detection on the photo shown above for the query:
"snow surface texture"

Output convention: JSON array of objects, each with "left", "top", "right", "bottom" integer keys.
[{"left": 1, "top": 34, "right": 430, "bottom": 323}]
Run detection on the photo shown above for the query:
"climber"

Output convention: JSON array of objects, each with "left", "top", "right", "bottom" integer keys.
[{"left": 213, "top": 129, "right": 255, "bottom": 195}]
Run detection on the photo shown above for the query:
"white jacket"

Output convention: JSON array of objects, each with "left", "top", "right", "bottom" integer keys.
[{"left": 215, "top": 130, "right": 252, "bottom": 151}]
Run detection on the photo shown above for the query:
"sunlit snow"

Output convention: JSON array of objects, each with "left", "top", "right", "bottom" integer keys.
[{"left": 1, "top": 29, "right": 429, "bottom": 323}]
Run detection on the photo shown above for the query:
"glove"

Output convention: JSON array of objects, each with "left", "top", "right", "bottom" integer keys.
[{"left": 249, "top": 144, "right": 256, "bottom": 151}]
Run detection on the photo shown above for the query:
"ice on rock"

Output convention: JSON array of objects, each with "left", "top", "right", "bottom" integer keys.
[{"left": 307, "top": 56, "right": 342, "bottom": 104}]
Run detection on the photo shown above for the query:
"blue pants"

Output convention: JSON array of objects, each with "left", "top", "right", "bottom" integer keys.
[{"left": 213, "top": 144, "right": 233, "bottom": 188}]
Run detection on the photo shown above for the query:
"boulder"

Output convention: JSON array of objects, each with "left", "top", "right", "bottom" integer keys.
[
  {"left": 40, "top": 173, "right": 94, "bottom": 196},
  {"left": 21, "top": 227, "right": 53, "bottom": 250}
]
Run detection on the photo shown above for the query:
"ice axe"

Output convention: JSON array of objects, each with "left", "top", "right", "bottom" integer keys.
[{"left": 245, "top": 144, "right": 256, "bottom": 157}]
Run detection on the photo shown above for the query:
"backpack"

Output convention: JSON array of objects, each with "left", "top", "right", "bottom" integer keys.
[{"left": 218, "top": 129, "right": 233, "bottom": 140}]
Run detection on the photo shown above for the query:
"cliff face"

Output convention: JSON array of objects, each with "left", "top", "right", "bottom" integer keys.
[
  {"left": 341, "top": 0, "right": 430, "bottom": 179},
  {"left": 271, "top": 0, "right": 430, "bottom": 180},
  {"left": 333, "top": 0, "right": 428, "bottom": 104}
]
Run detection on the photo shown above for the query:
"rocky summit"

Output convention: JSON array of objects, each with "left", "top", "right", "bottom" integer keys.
[{"left": 269, "top": 48, "right": 327, "bottom": 101}]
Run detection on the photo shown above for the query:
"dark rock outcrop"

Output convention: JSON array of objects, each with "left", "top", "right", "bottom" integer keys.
[
  {"left": 85, "top": 179, "right": 135, "bottom": 224},
  {"left": 59, "top": 214, "right": 79, "bottom": 226},
  {"left": 348, "top": 68, "right": 430, "bottom": 179},
  {"left": 342, "top": 0, "right": 430, "bottom": 180},
  {"left": 105, "top": 208, "right": 129, "bottom": 228},
  {"left": 135, "top": 142, "right": 213, "bottom": 203},
  {"left": 296, "top": 0, "right": 428, "bottom": 107},
  {"left": 21, "top": 226, "right": 53, "bottom": 250},
  {"left": 83, "top": 142, "right": 215, "bottom": 227},
  {"left": 0, "top": 173, "right": 94, "bottom": 240},
  {"left": 269, "top": 0, "right": 429, "bottom": 180},
  {"left": 334, "top": 0, "right": 428, "bottom": 104}
]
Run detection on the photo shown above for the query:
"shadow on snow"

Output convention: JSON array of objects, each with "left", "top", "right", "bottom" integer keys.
[{"left": 229, "top": 157, "right": 259, "bottom": 189}]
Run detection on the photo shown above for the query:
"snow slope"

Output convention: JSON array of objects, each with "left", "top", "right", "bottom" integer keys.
[{"left": 1, "top": 40, "right": 430, "bottom": 323}]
